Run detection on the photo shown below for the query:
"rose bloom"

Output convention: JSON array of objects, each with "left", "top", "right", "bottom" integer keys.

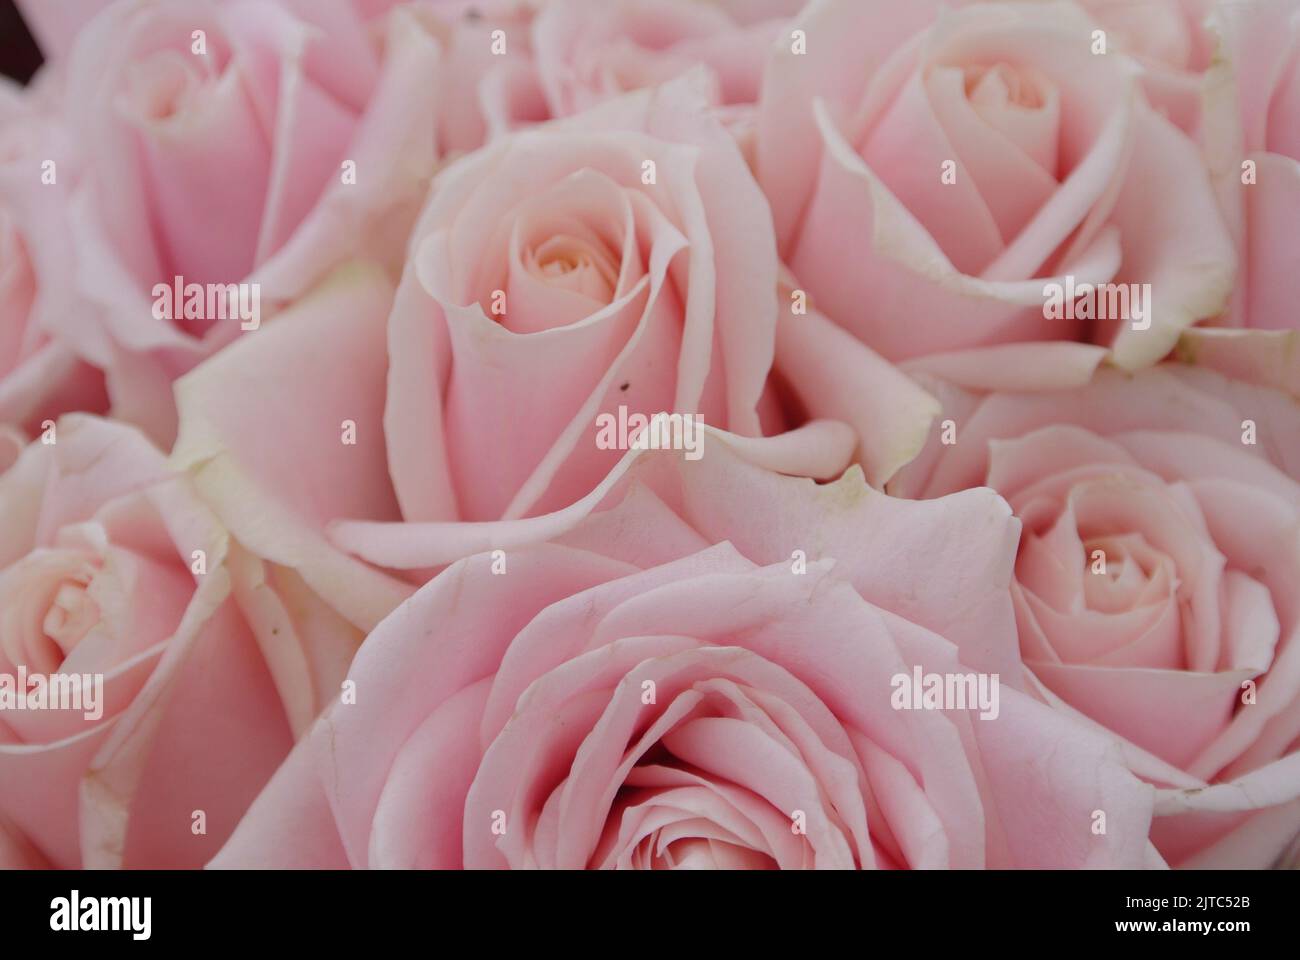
[
  {"left": 211, "top": 436, "right": 1159, "bottom": 869},
  {"left": 890, "top": 360, "right": 1300, "bottom": 868},
  {"left": 1180, "top": 0, "right": 1300, "bottom": 397},
  {"left": 755, "top": 0, "right": 1234, "bottom": 369},
  {"left": 170, "top": 80, "right": 865, "bottom": 642},
  {"left": 0, "top": 78, "right": 106, "bottom": 436},
  {"left": 0, "top": 416, "right": 296, "bottom": 868},
  {"left": 37, "top": 0, "right": 539, "bottom": 444}
]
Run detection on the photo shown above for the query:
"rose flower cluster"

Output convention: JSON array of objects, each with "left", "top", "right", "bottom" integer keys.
[{"left": 0, "top": 0, "right": 1297, "bottom": 871}]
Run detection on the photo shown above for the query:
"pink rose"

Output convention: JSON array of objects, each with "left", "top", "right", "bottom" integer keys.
[
  {"left": 0, "top": 416, "right": 295, "bottom": 868},
  {"left": 531, "top": 0, "right": 786, "bottom": 119},
  {"left": 891, "top": 362, "right": 1300, "bottom": 867},
  {"left": 0, "top": 78, "right": 106, "bottom": 435},
  {"left": 170, "top": 80, "right": 861, "bottom": 636},
  {"left": 1078, "top": 0, "right": 1215, "bottom": 134},
  {"left": 46, "top": 0, "right": 523, "bottom": 444},
  {"left": 212, "top": 436, "right": 1157, "bottom": 869},
  {"left": 1179, "top": 0, "right": 1300, "bottom": 396},
  {"left": 755, "top": 0, "right": 1235, "bottom": 369}
]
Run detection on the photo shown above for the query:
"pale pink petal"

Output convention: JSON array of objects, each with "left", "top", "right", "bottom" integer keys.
[
  {"left": 774, "top": 304, "right": 940, "bottom": 487},
  {"left": 171, "top": 265, "right": 412, "bottom": 632}
]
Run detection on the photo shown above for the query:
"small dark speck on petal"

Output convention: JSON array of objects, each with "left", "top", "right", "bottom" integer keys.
[{"left": 620, "top": 382, "right": 630, "bottom": 391}]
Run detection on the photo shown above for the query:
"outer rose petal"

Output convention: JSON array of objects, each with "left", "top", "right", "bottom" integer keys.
[
  {"left": 171, "top": 263, "right": 413, "bottom": 636},
  {"left": 756, "top": 0, "right": 943, "bottom": 249},
  {"left": 1177, "top": 326, "right": 1300, "bottom": 401},
  {"left": 1102, "top": 103, "right": 1237, "bottom": 369},
  {"left": 1189, "top": 1, "right": 1300, "bottom": 392},
  {"left": 773, "top": 302, "right": 941, "bottom": 488},
  {"left": 0, "top": 82, "right": 109, "bottom": 434}
]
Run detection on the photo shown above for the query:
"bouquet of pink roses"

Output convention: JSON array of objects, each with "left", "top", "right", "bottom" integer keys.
[{"left": 0, "top": 0, "right": 1297, "bottom": 877}]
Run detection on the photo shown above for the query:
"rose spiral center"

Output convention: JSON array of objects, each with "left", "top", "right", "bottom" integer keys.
[{"left": 0, "top": 548, "right": 103, "bottom": 677}]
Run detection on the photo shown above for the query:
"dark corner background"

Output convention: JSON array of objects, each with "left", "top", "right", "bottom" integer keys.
[{"left": 1, "top": 0, "right": 41, "bottom": 85}]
